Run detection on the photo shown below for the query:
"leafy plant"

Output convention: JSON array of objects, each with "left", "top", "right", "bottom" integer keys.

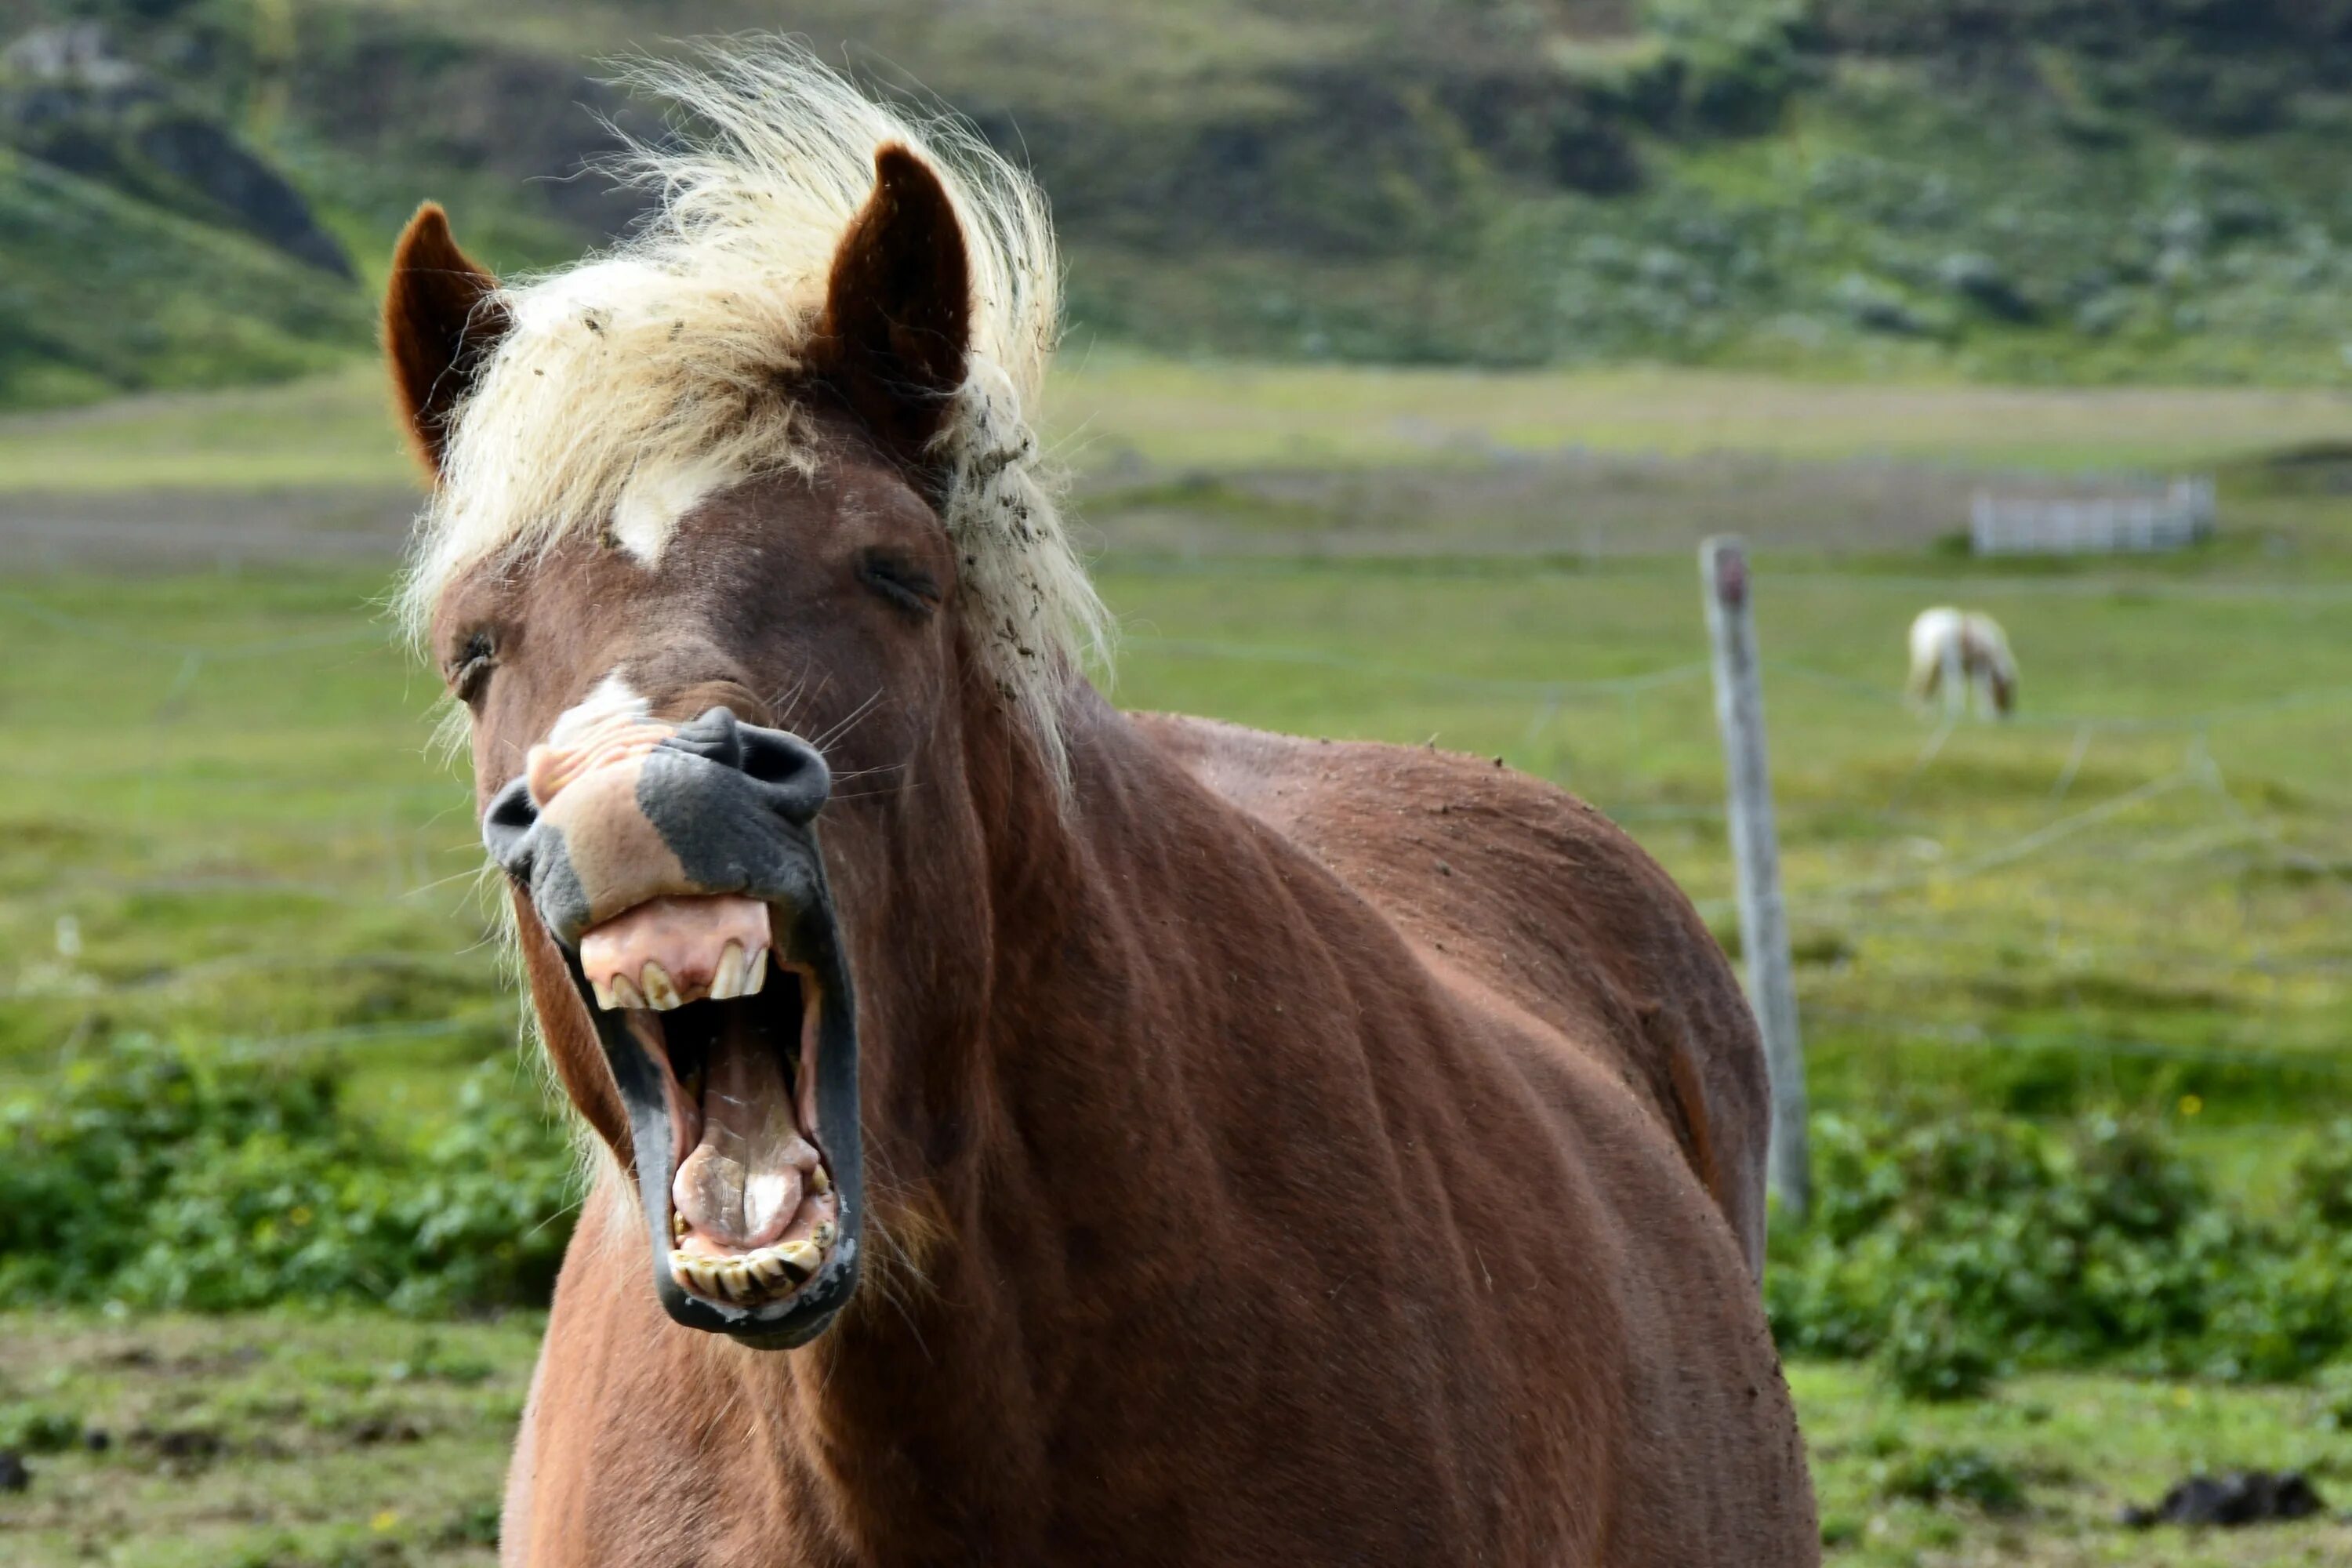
[
  {"left": 0, "top": 1037, "right": 575, "bottom": 1314},
  {"left": 1769, "top": 1110, "right": 2352, "bottom": 1398}
]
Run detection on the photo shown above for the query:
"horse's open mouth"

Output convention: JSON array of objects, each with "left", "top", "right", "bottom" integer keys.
[{"left": 567, "top": 891, "right": 861, "bottom": 1342}]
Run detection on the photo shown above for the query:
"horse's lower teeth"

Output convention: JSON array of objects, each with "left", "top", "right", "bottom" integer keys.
[{"left": 670, "top": 1236, "right": 827, "bottom": 1302}]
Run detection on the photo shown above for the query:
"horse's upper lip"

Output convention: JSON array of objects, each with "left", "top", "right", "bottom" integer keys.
[{"left": 579, "top": 893, "right": 776, "bottom": 1013}]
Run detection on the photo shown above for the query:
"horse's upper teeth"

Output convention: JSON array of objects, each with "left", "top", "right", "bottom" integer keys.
[
  {"left": 710, "top": 941, "right": 748, "bottom": 1000},
  {"left": 641, "top": 960, "right": 681, "bottom": 1010},
  {"left": 610, "top": 972, "right": 646, "bottom": 1010},
  {"left": 745, "top": 946, "right": 769, "bottom": 997}
]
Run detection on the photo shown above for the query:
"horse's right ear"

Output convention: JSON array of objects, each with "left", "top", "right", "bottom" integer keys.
[
  {"left": 809, "top": 146, "right": 973, "bottom": 472},
  {"left": 383, "top": 203, "right": 510, "bottom": 480}
]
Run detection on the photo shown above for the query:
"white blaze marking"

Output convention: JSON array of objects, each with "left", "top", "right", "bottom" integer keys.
[
  {"left": 547, "top": 672, "right": 652, "bottom": 748},
  {"left": 610, "top": 456, "right": 735, "bottom": 565}
]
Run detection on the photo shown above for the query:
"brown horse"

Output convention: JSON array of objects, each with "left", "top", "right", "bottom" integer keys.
[{"left": 386, "top": 44, "right": 1816, "bottom": 1567}]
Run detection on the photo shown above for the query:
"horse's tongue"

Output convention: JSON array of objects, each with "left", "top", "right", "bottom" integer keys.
[{"left": 671, "top": 1009, "right": 810, "bottom": 1249}]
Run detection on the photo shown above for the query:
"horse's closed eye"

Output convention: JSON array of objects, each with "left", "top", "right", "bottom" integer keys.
[
  {"left": 451, "top": 631, "right": 497, "bottom": 702},
  {"left": 857, "top": 550, "right": 940, "bottom": 616}
]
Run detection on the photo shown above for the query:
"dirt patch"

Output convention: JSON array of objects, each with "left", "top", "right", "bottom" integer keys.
[
  {"left": 1083, "top": 450, "right": 1991, "bottom": 558},
  {"left": 2122, "top": 1471, "right": 2327, "bottom": 1528},
  {"left": 339, "top": 1414, "right": 426, "bottom": 1447},
  {"left": 129, "top": 1425, "right": 227, "bottom": 1474},
  {"left": 0, "top": 448, "right": 2009, "bottom": 575}
]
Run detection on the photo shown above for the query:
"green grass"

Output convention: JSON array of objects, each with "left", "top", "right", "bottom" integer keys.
[
  {"left": 1795, "top": 1359, "right": 2352, "bottom": 1566},
  {"left": 4, "top": 353, "right": 2350, "bottom": 493},
  {"left": 0, "top": 570, "right": 506, "bottom": 1120},
  {"left": 0, "top": 1312, "right": 530, "bottom": 1567},
  {"left": 1, "top": 375, "right": 2349, "bottom": 1559},
  {"left": 1054, "top": 353, "right": 2352, "bottom": 472},
  {"left": 4, "top": 546, "right": 2347, "bottom": 1142},
  {"left": 0, "top": 363, "right": 416, "bottom": 492},
  {"left": 7, "top": 1312, "right": 2352, "bottom": 1566}
]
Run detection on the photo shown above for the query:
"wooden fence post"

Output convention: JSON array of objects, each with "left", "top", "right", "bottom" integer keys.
[{"left": 1699, "top": 537, "right": 1810, "bottom": 1223}]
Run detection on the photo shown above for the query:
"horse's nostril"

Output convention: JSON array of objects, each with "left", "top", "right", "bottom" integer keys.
[
  {"left": 670, "top": 706, "right": 829, "bottom": 825},
  {"left": 483, "top": 773, "right": 542, "bottom": 873},
  {"left": 736, "top": 725, "right": 830, "bottom": 822}
]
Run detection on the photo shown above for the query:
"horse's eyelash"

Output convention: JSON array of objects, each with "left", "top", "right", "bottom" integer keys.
[
  {"left": 452, "top": 633, "right": 497, "bottom": 702},
  {"left": 858, "top": 554, "right": 939, "bottom": 614}
]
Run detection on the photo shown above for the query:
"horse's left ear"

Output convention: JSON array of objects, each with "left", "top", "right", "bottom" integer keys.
[
  {"left": 811, "top": 144, "right": 973, "bottom": 467},
  {"left": 383, "top": 202, "right": 510, "bottom": 481}
]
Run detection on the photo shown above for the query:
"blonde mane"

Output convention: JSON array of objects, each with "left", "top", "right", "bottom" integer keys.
[{"left": 398, "top": 41, "right": 1109, "bottom": 778}]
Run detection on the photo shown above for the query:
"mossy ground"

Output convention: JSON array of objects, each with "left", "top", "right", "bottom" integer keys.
[{"left": 9, "top": 1314, "right": 2352, "bottom": 1566}]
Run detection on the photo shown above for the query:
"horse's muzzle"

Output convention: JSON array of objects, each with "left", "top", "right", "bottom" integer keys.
[{"left": 483, "top": 706, "right": 863, "bottom": 1346}]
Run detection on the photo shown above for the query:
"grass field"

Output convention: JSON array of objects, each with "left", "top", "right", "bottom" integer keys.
[
  {"left": 6, "top": 552, "right": 2347, "bottom": 1142},
  {"left": 4, "top": 360, "right": 2351, "bottom": 1561},
  {"left": 6, "top": 354, "right": 2352, "bottom": 493},
  {"left": 8, "top": 1312, "right": 2352, "bottom": 1567}
]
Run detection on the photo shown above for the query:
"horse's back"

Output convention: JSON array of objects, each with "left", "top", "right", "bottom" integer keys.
[
  {"left": 1137, "top": 713, "right": 1813, "bottom": 1563},
  {"left": 1134, "top": 713, "right": 1772, "bottom": 1272}
]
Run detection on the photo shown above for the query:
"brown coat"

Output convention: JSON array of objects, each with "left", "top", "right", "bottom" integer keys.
[{"left": 495, "top": 687, "right": 1814, "bottom": 1566}]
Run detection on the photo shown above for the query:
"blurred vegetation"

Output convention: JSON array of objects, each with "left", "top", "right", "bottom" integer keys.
[
  {"left": 1772, "top": 1112, "right": 2352, "bottom": 1400},
  {"left": 0, "top": 144, "right": 364, "bottom": 407},
  {"left": 20, "top": 1029, "right": 2352, "bottom": 1422},
  {"left": 10, "top": 0, "right": 2352, "bottom": 402},
  {"left": 2, "top": 543, "right": 2346, "bottom": 1381},
  {"left": 0, "top": 1039, "right": 575, "bottom": 1314}
]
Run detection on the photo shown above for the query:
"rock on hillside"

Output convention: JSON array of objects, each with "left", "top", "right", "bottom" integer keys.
[
  {"left": 9, "top": 0, "right": 2352, "bottom": 404},
  {"left": 3, "top": 22, "right": 349, "bottom": 274}
]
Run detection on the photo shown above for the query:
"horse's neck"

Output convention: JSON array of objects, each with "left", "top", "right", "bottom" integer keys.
[
  {"left": 782, "top": 689, "right": 1256, "bottom": 1548},
  {"left": 860, "top": 680, "right": 1227, "bottom": 1287}
]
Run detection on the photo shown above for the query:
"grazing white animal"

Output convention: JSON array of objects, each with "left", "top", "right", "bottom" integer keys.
[{"left": 1907, "top": 607, "right": 2017, "bottom": 717}]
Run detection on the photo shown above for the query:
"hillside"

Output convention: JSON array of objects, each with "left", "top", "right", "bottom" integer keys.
[{"left": 8, "top": 0, "right": 2352, "bottom": 406}]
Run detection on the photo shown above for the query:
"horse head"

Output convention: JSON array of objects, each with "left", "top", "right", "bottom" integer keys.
[{"left": 386, "top": 66, "right": 1102, "bottom": 1345}]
